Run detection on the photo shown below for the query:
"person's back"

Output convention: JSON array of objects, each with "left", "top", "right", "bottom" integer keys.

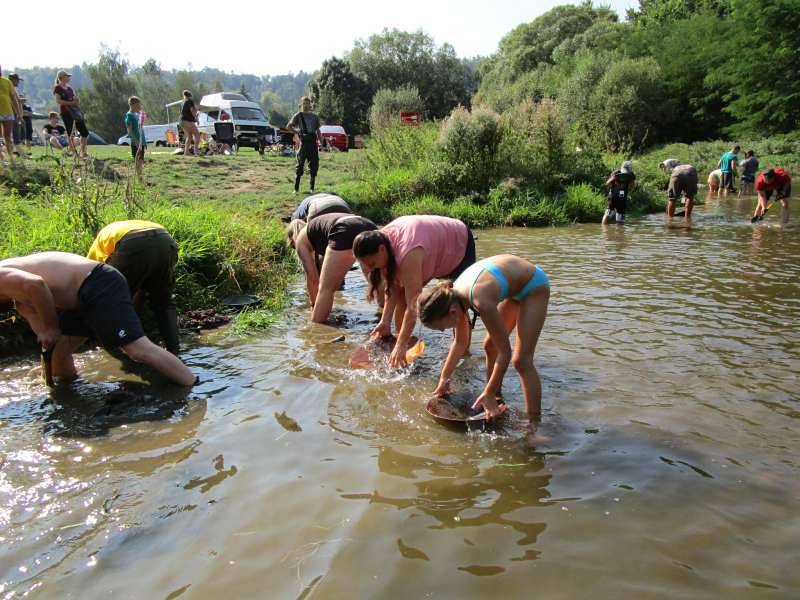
[
  {"left": 612, "top": 170, "right": 635, "bottom": 190},
  {"left": 382, "top": 215, "right": 468, "bottom": 282},
  {"left": 741, "top": 155, "right": 759, "bottom": 176},
  {"left": 307, "top": 193, "right": 351, "bottom": 220},
  {"left": 0, "top": 252, "right": 97, "bottom": 310},
  {"left": 720, "top": 151, "right": 738, "bottom": 173}
]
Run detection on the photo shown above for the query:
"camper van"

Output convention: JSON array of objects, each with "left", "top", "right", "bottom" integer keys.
[
  {"left": 117, "top": 123, "right": 179, "bottom": 146},
  {"left": 196, "top": 92, "right": 272, "bottom": 150}
]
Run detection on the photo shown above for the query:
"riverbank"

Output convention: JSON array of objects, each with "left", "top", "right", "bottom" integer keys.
[{"left": 2, "top": 137, "right": 798, "bottom": 350}]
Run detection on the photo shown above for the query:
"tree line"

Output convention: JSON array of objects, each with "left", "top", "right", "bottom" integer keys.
[{"left": 11, "top": 0, "right": 798, "bottom": 149}]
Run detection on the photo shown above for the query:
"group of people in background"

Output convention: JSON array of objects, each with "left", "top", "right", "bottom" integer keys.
[
  {"left": 602, "top": 146, "right": 793, "bottom": 224},
  {"left": 286, "top": 193, "right": 551, "bottom": 438},
  {"left": 0, "top": 67, "right": 90, "bottom": 159}
]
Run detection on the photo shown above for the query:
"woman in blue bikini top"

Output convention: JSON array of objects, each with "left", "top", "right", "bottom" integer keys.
[{"left": 417, "top": 254, "right": 550, "bottom": 437}]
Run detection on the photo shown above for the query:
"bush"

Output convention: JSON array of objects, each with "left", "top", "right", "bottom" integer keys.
[
  {"left": 560, "top": 183, "right": 606, "bottom": 222},
  {"left": 369, "top": 85, "right": 425, "bottom": 133},
  {"left": 437, "top": 105, "right": 502, "bottom": 193}
]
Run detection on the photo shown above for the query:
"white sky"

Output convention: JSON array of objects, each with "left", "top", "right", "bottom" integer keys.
[{"left": 7, "top": 0, "right": 638, "bottom": 75}]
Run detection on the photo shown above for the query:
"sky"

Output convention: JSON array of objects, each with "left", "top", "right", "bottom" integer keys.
[{"left": 7, "top": 0, "right": 638, "bottom": 76}]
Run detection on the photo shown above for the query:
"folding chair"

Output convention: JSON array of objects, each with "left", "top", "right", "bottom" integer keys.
[
  {"left": 213, "top": 122, "right": 237, "bottom": 153},
  {"left": 165, "top": 129, "right": 179, "bottom": 146}
]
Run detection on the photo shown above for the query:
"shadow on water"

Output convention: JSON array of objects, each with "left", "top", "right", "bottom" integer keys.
[{"left": 43, "top": 380, "right": 192, "bottom": 438}]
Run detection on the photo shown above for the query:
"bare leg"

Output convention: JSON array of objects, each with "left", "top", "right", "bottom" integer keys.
[
  {"left": 121, "top": 336, "right": 195, "bottom": 385},
  {"left": 684, "top": 197, "right": 695, "bottom": 219},
  {"left": 512, "top": 288, "right": 549, "bottom": 419},
  {"left": 780, "top": 198, "right": 790, "bottom": 224},
  {"left": 667, "top": 199, "right": 676, "bottom": 218},
  {"left": 312, "top": 249, "right": 355, "bottom": 323}
]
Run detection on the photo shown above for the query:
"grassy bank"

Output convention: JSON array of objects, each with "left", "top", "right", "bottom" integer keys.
[{"left": 0, "top": 146, "right": 351, "bottom": 350}]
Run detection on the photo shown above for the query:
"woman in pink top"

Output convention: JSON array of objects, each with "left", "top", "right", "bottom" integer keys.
[{"left": 353, "top": 215, "right": 475, "bottom": 368}]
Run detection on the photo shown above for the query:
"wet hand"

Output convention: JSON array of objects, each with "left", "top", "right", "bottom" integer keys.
[
  {"left": 388, "top": 344, "right": 408, "bottom": 369},
  {"left": 433, "top": 379, "right": 451, "bottom": 398},
  {"left": 371, "top": 321, "right": 391, "bottom": 338},
  {"left": 471, "top": 392, "right": 505, "bottom": 419}
]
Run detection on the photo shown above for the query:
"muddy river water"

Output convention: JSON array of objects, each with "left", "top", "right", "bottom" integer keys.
[{"left": 1, "top": 198, "right": 798, "bottom": 599}]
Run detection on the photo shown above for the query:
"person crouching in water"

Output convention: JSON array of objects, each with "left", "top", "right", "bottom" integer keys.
[
  {"left": 602, "top": 160, "right": 636, "bottom": 224},
  {"left": 417, "top": 254, "right": 550, "bottom": 441}
]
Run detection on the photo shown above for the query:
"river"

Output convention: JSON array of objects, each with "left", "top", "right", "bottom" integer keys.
[{"left": 1, "top": 198, "right": 798, "bottom": 599}]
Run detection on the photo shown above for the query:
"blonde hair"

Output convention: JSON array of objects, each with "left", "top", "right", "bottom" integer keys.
[
  {"left": 286, "top": 219, "right": 306, "bottom": 246},
  {"left": 300, "top": 96, "right": 312, "bottom": 110},
  {"left": 128, "top": 96, "right": 142, "bottom": 108},
  {"left": 418, "top": 281, "right": 467, "bottom": 325}
]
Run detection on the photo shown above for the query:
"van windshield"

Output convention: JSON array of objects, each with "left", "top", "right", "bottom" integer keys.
[{"left": 232, "top": 107, "right": 266, "bottom": 121}]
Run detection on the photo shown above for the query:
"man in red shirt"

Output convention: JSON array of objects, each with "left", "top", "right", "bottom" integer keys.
[{"left": 754, "top": 168, "right": 792, "bottom": 223}]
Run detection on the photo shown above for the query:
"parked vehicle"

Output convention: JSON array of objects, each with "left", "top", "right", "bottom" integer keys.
[
  {"left": 117, "top": 123, "right": 179, "bottom": 147},
  {"left": 320, "top": 125, "right": 348, "bottom": 152},
  {"left": 196, "top": 92, "right": 271, "bottom": 151}
]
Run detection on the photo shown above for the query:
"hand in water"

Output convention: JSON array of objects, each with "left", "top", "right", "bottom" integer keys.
[
  {"left": 432, "top": 379, "right": 451, "bottom": 398},
  {"left": 471, "top": 392, "right": 506, "bottom": 419},
  {"left": 370, "top": 321, "right": 391, "bottom": 339},
  {"left": 388, "top": 343, "right": 408, "bottom": 369}
]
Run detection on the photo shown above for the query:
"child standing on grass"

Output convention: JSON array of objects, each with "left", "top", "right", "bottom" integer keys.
[{"left": 125, "top": 96, "right": 146, "bottom": 182}]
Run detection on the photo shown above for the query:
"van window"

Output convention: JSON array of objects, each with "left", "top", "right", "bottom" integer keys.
[
  {"left": 206, "top": 110, "right": 219, "bottom": 120},
  {"left": 232, "top": 107, "right": 266, "bottom": 121}
]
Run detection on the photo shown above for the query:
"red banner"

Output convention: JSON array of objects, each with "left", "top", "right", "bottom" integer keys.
[{"left": 400, "top": 111, "right": 420, "bottom": 126}]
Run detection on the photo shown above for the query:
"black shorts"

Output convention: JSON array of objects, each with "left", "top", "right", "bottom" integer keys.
[
  {"left": 444, "top": 226, "right": 476, "bottom": 280},
  {"left": 131, "top": 143, "right": 146, "bottom": 159},
  {"left": 327, "top": 216, "right": 378, "bottom": 251},
  {"left": 721, "top": 171, "right": 736, "bottom": 191},
  {"left": 61, "top": 111, "right": 89, "bottom": 138},
  {"left": 60, "top": 264, "right": 145, "bottom": 349},
  {"left": 607, "top": 189, "right": 627, "bottom": 213}
]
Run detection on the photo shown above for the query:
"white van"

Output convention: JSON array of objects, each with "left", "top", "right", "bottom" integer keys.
[
  {"left": 196, "top": 92, "right": 272, "bottom": 150},
  {"left": 117, "top": 123, "right": 179, "bottom": 147}
]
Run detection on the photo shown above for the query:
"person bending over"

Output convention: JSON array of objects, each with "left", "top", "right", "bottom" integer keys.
[
  {"left": 418, "top": 254, "right": 550, "bottom": 441},
  {"left": 291, "top": 212, "right": 377, "bottom": 323},
  {"left": 754, "top": 168, "right": 792, "bottom": 223},
  {"left": 352, "top": 215, "right": 476, "bottom": 368},
  {"left": 0, "top": 252, "right": 195, "bottom": 385}
]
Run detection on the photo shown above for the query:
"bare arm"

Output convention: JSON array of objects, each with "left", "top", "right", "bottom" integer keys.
[
  {"left": 476, "top": 302, "right": 512, "bottom": 399},
  {"left": 433, "top": 312, "right": 471, "bottom": 397},
  {"left": 372, "top": 277, "right": 399, "bottom": 337},
  {"left": 388, "top": 248, "right": 425, "bottom": 368},
  {"left": 294, "top": 228, "right": 320, "bottom": 305},
  {"left": 0, "top": 268, "right": 60, "bottom": 348}
]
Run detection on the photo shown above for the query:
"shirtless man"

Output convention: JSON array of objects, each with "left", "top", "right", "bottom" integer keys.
[{"left": 0, "top": 252, "right": 196, "bottom": 385}]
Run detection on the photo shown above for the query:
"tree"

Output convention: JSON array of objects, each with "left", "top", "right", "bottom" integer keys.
[
  {"left": 711, "top": 0, "right": 800, "bottom": 135},
  {"left": 627, "top": 0, "right": 732, "bottom": 25},
  {"left": 133, "top": 58, "right": 171, "bottom": 123},
  {"left": 347, "top": 29, "right": 472, "bottom": 120},
  {"left": 81, "top": 48, "right": 137, "bottom": 142},
  {"left": 260, "top": 90, "right": 289, "bottom": 127},
  {"left": 310, "top": 57, "right": 372, "bottom": 134},
  {"left": 496, "top": 2, "right": 617, "bottom": 73}
]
